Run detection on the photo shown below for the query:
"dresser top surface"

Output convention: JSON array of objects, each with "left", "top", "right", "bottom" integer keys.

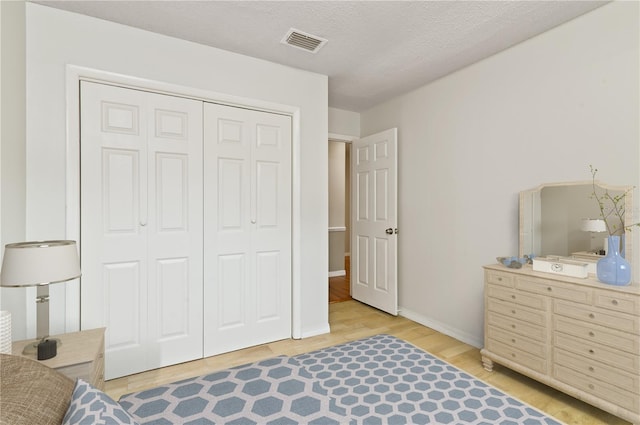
[{"left": 484, "top": 263, "right": 640, "bottom": 294}]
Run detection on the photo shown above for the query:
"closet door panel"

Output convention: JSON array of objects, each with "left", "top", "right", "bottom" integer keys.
[
  {"left": 255, "top": 161, "right": 279, "bottom": 226},
  {"left": 146, "top": 91, "right": 203, "bottom": 370},
  {"left": 156, "top": 257, "right": 189, "bottom": 339},
  {"left": 204, "top": 103, "right": 291, "bottom": 357},
  {"left": 103, "top": 261, "right": 142, "bottom": 350},
  {"left": 155, "top": 154, "right": 188, "bottom": 231},
  {"left": 81, "top": 81, "right": 203, "bottom": 379},
  {"left": 251, "top": 114, "right": 292, "bottom": 339},
  {"left": 102, "top": 149, "right": 139, "bottom": 232},
  {"left": 218, "top": 159, "right": 247, "bottom": 231},
  {"left": 218, "top": 254, "right": 247, "bottom": 329},
  {"left": 256, "top": 251, "right": 280, "bottom": 321},
  {"left": 81, "top": 83, "right": 149, "bottom": 378}
]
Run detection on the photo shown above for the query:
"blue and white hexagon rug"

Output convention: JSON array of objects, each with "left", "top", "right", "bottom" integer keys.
[
  {"left": 119, "top": 335, "right": 563, "bottom": 425},
  {"left": 293, "top": 334, "right": 562, "bottom": 425},
  {"left": 119, "top": 356, "right": 346, "bottom": 425}
]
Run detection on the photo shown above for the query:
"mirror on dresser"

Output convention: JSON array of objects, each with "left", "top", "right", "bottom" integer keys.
[{"left": 519, "top": 181, "right": 634, "bottom": 272}]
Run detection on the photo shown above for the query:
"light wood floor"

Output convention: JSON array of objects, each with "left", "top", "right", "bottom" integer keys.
[{"left": 105, "top": 300, "right": 629, "bottom": 425}]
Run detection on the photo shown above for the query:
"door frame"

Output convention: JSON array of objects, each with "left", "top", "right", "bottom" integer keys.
[
  {"left": 63, "top": 65, "right": 303, "bottom": 338},
  {"left": 328, "top": 133, "right": 356, "bottom": 295}
]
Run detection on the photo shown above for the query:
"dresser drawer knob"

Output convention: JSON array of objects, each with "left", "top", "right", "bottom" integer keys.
[
  {"left": 511, "top": 310, "right": 516, "bottom": 314},
  {"left": 497, "top": 277, "right": 503, "bottom": 282},
  {"left": 511, "top": 295, "right": 516, "bottom": 299},
  {"left": 511, "top": 353, "right": 516, "bottom": 358},
  {"left": 588, "top": 366, "right": 595, "bottom": 372},
  {"left": 588, "top": 331, "right": 595, "bottom": 337},
  {"left": 588, "top": 349, "right": 595, "bottom": 354},
  {"left": 511, "top": 325, "right": 516, "bottom": 329},
  {"left": 511, "top": 339, "right": 516, "bottom": 343},
  {"left": 611, "top": 299, "right": 619, "bottom": 306},
  {"left": 588, "top": 384, "right": 595, "bottom": 390},
  {"left": 589, "top": 313, "right": 595, "bottom": 319},
  {"left": 546, "top": 287, "right": 552, "bottom": 292}
]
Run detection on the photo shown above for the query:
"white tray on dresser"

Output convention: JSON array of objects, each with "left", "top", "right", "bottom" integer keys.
[{"left": 481, "top": 264, "right": 640, "bottom": 425}]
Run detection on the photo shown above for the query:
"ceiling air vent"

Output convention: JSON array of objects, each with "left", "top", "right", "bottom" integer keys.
[{"left": 281, "top": 28, "right": 327, "bottom": 53}]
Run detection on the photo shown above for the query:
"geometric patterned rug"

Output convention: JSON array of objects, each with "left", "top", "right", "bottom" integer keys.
[
  {"left": 119, "top": 356, "right": 346, "bottom": 424},
  {"left": 294, "top": 334, "right": 563, "bottom": 425},
  {"left": 119, "top": 334, "right": 564, "bottom": 425}
]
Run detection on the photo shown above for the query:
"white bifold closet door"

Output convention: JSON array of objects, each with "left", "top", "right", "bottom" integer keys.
[
  {"left": 80, "top": 81, "right": 203, "bottom": 379},
  {"left": 203, "top": 103, "right": 292, "bottom": 357}
]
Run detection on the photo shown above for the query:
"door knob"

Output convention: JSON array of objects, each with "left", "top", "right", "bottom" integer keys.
[{"left": 385, "top": 228, "right": 393, "bottom": 235}]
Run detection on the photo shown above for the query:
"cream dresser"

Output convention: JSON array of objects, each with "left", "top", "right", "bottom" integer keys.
[
  {"left": 481, "top": 264, "right": 640, "bottom": 424},
  {"left": 12, "top": 328, "right": 105, "bottom": 390}
]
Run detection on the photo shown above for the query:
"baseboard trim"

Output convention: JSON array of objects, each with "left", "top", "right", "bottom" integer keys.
[
  {"left": 399, "top": 307, "right": 482, "bottom": 349},
  {"left": 328, "top": 270, "right": 346, "bottom": 278}
]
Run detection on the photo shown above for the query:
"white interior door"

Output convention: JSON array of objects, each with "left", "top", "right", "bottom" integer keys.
[
  {"left": 351, "top": 128, "right": 398, "bottom": 315},
  {"left": 80, "top": 81, "right": 203, "bottom": 379},
  {"left": 203, "top": 102, "right": 291, "bottom": 357}
]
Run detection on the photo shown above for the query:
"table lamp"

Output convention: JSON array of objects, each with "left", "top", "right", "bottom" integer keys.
[
  {"left": 0, "top": 240, "right": 81, "bottom": 359},
  {"left": 580, "top": 218, "right": 607, "bottom": 254}
]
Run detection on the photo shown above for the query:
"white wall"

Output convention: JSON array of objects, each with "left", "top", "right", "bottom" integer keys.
[
  {"left": 361, "top": 2, "right": 639, "bottom": 347},
  {"left": 0, "top": 0, "right": 28, "bottom": 336},
  {"left": 17, "top": 3, "right": 329, "bottom": 340},
  {"left": 329, "top": 107, "right": 360, "bottom": 138}
]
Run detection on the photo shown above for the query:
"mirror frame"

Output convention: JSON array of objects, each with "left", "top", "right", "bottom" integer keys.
[{"left": 519, "top": 180, "right": 634, "bottom": 271}]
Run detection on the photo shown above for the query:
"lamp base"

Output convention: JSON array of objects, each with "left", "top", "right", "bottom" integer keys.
[{"left": 22, "top": 337, "right": 62, "bottom": 356}]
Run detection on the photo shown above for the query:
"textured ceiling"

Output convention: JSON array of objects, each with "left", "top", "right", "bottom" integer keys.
[{"left": 36, "top": 1, "right": 608, "bottom": 112}]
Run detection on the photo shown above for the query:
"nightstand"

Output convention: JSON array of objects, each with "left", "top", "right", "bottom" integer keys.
[{"left": 12, "top": 328, "right": 105, "bottom": 390}]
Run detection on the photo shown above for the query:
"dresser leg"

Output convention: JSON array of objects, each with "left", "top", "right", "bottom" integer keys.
[{"left": 481, "top": 355, "right": 494, "bottom": 372}]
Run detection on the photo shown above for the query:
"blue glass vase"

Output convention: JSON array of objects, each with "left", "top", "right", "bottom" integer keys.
[{"left": 597, "top": 235, "right": 631, "bottom": 286}]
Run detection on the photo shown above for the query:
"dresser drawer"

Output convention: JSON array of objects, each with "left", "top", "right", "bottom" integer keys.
[
  {"left": 553, "top": 333, "right": 639, "bottom": 374},
  {"left": 487, "top": 326, "right": 546, "bottom": 358},
  {"left": 516, "top": 276, "right": 591, "bottom": 304},
  {"left": 487, "top": 298, "right": 546, "bottom": 326},
  {"left": 486, "top": 270, "right": 514, "bottom": 287},
  {"left": 554, "top": 348, "right": 640, "bottom": 394},
  {"left": 487, "top": 285, "right": 547, "bottom": 310},
  {"left": 555, "top": 300, "right": 639, "bottom": 333},
  {"left": 486, "top": 339, "right": 547, "bottom": 374},
  {"left": 92, "top": 356, "right": 105, "bottom": 390},
  {"left": 554, "top": 364, "right": 640, "bottom": 413},
  {"left": 56, "top": 361, "right": 93, "bottom": 382},
  {"left": 488, "top": 312, "right": 546, "bottom": 342},
  {"left": 593, "top": 289, "right": 640, "bottom": 316},
  {"left": 554, "top": 315, "right": 640, "bottom": 355}
]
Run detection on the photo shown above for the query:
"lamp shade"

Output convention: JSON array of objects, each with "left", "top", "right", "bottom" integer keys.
[
  {"left": 0, "top": 240, "right": 81, "bottom": 287},
  {"left": 580, "top": 218, "right": 607, "bottom": 233}
]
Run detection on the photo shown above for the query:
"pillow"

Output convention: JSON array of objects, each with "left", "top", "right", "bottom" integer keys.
[
  {"left": 0, "top": 353, "right": 75, "bottom": 425},
  {"left": 62, "top": 379, "right": 140, "bottom": 425}
]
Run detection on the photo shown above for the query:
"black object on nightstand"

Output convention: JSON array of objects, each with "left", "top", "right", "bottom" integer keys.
[{"left": 37, "top": 339, "right": 57, "bottom": 360}]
